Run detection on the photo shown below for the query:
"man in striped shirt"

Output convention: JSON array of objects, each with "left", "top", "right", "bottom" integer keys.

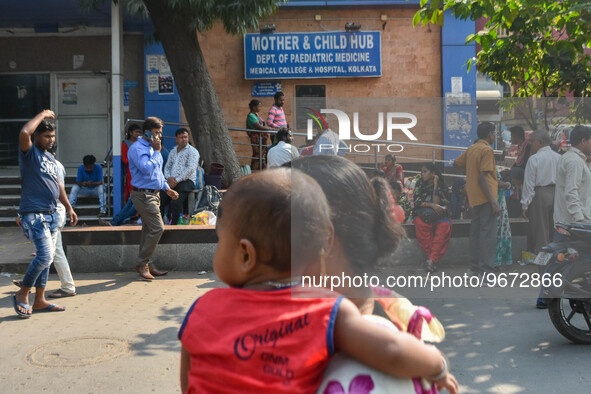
[{"left": 267, "top": 92, "right": 289, "bottom": 129}]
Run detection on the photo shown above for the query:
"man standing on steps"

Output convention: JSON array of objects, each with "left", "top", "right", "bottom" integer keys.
[
  {"left": 128, "top": 116, "right": 179, "bottom": 280},
  {"left": 13, "top": 109, "right": 78, "bottom": 318}
]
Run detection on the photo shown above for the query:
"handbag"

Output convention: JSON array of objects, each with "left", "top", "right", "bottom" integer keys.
[{"left": 415, "top": 206, "right": 442, "bottom": 224}]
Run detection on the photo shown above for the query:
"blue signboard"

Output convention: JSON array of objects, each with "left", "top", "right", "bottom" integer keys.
[
  {"left": 251, "top": 81, "right": 283, "bottom": 97},
  {"left": 244, "top": 32, "right": 381, "bottom": 80}
]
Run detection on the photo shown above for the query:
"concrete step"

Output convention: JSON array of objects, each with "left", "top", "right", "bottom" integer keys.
[
  {"left": 0, "top": 195, "right": 21, "bottom": 205},
  {"left": 0, "top": 205, "right": 109, "bottom": 217},
  {"left": 0, "top": 215, "right": 111, "bottom": 226},
  {"left": 0, "top": 175, "right": 20, "bottom": 185},
  {"left": 0, "top": 184, "right": 21, "bottom": 194}
]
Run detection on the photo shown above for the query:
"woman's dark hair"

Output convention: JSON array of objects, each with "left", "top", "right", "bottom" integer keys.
[
  {"left": 421, "top": 163, "right": 448, "bottom": 197},
  {"left": 385, "top": 154, "right": 396, "bottom": 162},
  {"left": 125, "top": 123, "right": 141, "bottom": 140},
  {"left": 249, "top": 99, "right": 262, "bottom": 111},
  {"left": 421, "top": 163, "right": 443, "bottom": 181},
  {"left": 290, "top": 155, "right": 406, "bottom": 274}
]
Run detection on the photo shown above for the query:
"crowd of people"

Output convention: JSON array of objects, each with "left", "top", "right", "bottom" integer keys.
[
  {"left": 241, "top": 104, "right": 591, "bottom": 299},
  {"left": 12, "top": 103, "right": 591, "bottom": 393}
]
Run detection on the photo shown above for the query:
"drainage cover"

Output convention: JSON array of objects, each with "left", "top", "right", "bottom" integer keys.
[{"left": 26, "top": 337, "right": 131, "bottom": 367}]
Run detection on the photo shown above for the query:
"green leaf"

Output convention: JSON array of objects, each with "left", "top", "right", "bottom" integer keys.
[
  {"left": 412, "top": 11, "right": 422, "bottom": 28},
  {"left": 431, "top": 9, "right": 439, "bottom": 24},
  {"left": 437, "top": 10, "right": 444, "bottom": 25}
]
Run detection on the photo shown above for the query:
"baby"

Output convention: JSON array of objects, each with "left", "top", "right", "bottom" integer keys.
[{"left": 179, "top": 168, "right": 457, "bottom": 393}]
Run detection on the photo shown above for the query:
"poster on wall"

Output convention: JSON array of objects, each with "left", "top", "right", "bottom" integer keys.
[
  {"left": 146, "top": 55, "right": 159, "bottom": 72},
  {"left": 61, "top": 82, "right": 78, "bottom": 105},
  {"left": 244, "top": 31, "right": 381, "bottom": 79},
  {"left": 146, "top": 54, "right": 175, "bottom": 95},
  {"left": 251, "top": 81, "right": 282, "bottom": 97},
  {"left": 158, "top": 74, "right": 174, "bottom": 95},
  {"left": 147, "top": 74, "right": 158, "bottom": 93}
]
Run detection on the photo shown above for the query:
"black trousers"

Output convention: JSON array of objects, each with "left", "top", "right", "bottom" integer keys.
[{"left": 160, "top": 179, "right": 195, "bottom": 224}]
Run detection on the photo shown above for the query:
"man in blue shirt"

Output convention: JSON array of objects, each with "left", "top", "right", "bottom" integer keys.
[
  {"left": 68, "top": 154, "right": 107, "bottom": 216},
  {"left": 128, "top": 116, "right": 179, "bottom": 280},
  {"left": 13, "top": 109, "right": 78, "bottom": 318}
]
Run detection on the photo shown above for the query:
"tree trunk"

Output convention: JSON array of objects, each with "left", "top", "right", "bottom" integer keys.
[{"left": 142, "top": 0, "right": 241, "bottom": 186}]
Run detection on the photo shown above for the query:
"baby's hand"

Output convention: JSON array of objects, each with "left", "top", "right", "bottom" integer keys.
[{"left": 434, "top": 372, "right": 459, "bottom": 394}]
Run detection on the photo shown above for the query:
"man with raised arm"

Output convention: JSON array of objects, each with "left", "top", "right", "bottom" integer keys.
[{"left": 13, "top": 109, "right": 78, "bottom": 318}]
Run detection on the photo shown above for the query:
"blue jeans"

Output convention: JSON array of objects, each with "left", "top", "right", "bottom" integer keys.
[
  {"left": 20, "top": 212, "right": 59, "bottom": 289},
  {"left": 110, "top": 198, "right": 137, "bottom": 226},
  {"left": 69, "top": 184, "right": 106, "bottom": 212}
]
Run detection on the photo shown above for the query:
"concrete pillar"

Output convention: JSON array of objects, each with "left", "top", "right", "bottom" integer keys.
[
  {"left": 111, "top": 1, "right": 124, "bottom": 213},
  {"left": 441, "top": 10, "right": 477, "bottom": 164}
]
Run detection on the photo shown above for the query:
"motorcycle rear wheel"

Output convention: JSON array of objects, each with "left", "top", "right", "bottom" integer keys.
[{"left": 548, "top": 298, "right": 591, "bottom": 344}]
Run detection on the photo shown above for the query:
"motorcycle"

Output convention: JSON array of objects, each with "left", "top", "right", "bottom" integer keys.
[{"left": 534, "top": 222, "right": 591, "bottom": 344}]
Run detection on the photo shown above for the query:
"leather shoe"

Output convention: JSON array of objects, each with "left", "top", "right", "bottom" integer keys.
[
  {"left": 136, "top": 265, "right": 154, "bottom": 280},
  {"left": 149, "top": 265, "right": 168, "bottom": 276}
]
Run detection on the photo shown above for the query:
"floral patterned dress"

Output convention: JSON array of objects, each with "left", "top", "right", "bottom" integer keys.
[
  {"left": 246, "top": 113, "right": 270, "bottom": 170},
  {"left": 495, "top": 169, "right": 512, "bottom": 266}
]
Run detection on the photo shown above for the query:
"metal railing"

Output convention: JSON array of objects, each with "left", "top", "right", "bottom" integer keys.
[{"left": 120, "top": 118, "right": 505, "bottom": 176}]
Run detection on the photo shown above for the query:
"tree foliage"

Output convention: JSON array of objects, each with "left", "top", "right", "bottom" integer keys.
[{"left": 414, "top": 0, "right": 591, "bottom": 98}]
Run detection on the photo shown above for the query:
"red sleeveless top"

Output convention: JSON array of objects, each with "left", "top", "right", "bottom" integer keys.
[{"left": 179, "top": 286, "right": 343, "bottom": 393}]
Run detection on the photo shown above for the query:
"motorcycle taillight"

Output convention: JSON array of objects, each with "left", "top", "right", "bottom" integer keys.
[{"left": 557, "top": 227, "right": 571, "bottom": 236}]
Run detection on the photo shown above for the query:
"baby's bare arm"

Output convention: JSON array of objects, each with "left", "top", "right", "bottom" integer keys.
[
  {"left": 334, "top": 299, "right": 449, "bottom": 380},
  {"left": 180, "top": 346, "right": 191, "bottom": 394}
]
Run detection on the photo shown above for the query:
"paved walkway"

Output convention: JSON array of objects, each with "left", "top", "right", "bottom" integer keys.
[
  {"left": 2, "top": 268, "right": 590, "bottom": 393},
  {"left": 0, "top": 271, "right": 219, "bottom": 393}
]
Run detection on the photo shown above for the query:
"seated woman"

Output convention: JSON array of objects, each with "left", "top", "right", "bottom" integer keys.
[
  {"left": 389, "top": 179, "right": 412, "bottom": 223},
  {"left": 246, "top": 99, "right": 276, "bottom": 170},
  {"left": 382, "top": 154, "right": 405, "bottom": 184},
  {"left": 412, "top": 163, "right": 452, "bottom": 273}
]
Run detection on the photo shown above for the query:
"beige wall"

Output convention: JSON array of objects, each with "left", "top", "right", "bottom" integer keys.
[{"left": 197, "top": 7, "right": 443, "bottom": 165}]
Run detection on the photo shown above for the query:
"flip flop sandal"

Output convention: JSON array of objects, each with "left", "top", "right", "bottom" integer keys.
[
  {"left": 48, "top": 289, "right": 76, "bottom": 298},
  {"left": 12, "top": 294, "right": 31, "bottom": 319},
  {"left": 34, "top": 304, "right": 66, "bottom": 313},
  {"left": 12, "top": 280, "right": 23, "bottom": 288}
]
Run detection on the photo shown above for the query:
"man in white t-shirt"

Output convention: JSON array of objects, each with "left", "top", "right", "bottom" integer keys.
[
  {"left": 313, "top": 128, "right": 348, "bottom": 156},
  {"left": 267, "top": 128, "right": 299, "bottom": 167}
]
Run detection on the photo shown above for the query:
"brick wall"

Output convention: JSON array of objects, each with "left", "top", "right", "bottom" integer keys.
[{"left": 194, "top": 7, "right": 443, "bottom": 166}]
